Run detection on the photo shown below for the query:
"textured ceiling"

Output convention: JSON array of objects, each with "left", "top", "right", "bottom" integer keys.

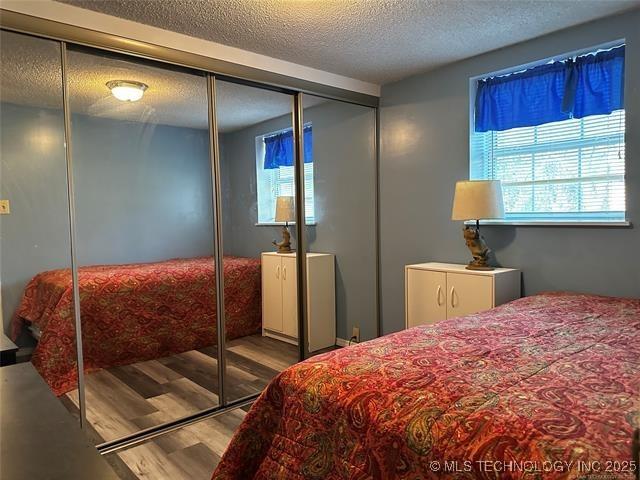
[
  {"left": 57, "top": 0, "right": 640, "bottom": 85},
  {"left": 0, "top": 30, "right": 321, "bottom": 131}
]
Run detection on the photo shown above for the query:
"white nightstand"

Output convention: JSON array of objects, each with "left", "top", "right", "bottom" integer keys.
[
  {"left": 405, "top": 262, "right": 521, "bottom": 328},
  {"left": 261, "top": 252, "right": 336, "bottom": 352}
]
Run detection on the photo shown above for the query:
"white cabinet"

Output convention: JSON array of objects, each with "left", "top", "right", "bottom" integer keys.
[
  {"left": 406, "top": 268, "right": 447, "bottom": 325},
  {"left": 261, "top": 252, "right": 335, "bottom": 352},
  {"left": 405, "top": 262, "right": 520, "bottom": 328},
  {"left": 281, "top": 256, "right": 298, "bottom": 338},
  {"left": 262, "top": 254, "right": 284, "bottom": 332}
]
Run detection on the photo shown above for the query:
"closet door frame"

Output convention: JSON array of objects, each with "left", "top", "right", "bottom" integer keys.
[
  {"left": 0, "top": 16, "right": 380, "bottom": 455},
  {"left": 207, "top": 75, "right": 227, "bottom": 408},
  {"left": 59, "top": 40, "right": 87, "bottom": 429}
]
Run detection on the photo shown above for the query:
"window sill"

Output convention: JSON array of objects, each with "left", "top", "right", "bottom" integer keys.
[
  {"left": 255, "top": 222, "right": 317, "bottom": 227},
  {"left": 465, "top": 220, "right": 631, "bottom": 227}
]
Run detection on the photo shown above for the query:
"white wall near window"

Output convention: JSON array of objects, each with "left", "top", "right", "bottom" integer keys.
[{"left": 255, "top": 126, "right": 315, "bottom": 224}]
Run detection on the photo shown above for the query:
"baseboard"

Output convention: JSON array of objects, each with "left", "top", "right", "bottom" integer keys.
[
  {"left": 263, "top": 329, "right": 298, "bottom": 346},
  {"left": 263, "top": 330, "right": 348, "bottom": 350}
]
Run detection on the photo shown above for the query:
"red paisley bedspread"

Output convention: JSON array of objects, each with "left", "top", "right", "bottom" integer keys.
[
  {"left": 11, "top": 256, "right": 261, "bottom": 396},
  {"left": 213, "top": 293, "right": 640, "bottom": 480}
]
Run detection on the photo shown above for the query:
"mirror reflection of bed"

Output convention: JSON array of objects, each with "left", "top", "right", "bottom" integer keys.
[
  {"left": 15, "top": 217, "right": 298, "bottom": 443},
  {"left": 15, "top": 255, "right": 296, "bottom": 443}
]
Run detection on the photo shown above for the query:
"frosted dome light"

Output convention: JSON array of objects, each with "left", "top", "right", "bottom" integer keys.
[{"left": 106, "top": 80, "right": 148, "bottom": 102}]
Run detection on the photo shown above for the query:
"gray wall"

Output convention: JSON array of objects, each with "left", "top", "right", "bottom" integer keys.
[
  {"left": 219, "top": 100, "right": 377, "bottom": 341},
  {"left": 0, "top": 103, "right": 214, "bottom": 334},
  {"left": 0, "top": 103, "right": 70, "bottom": 335},
  {"left": 379, "top": 10, "right": 640, "bottom": 334},
  {"left": 72, "top": 114, "right": 213, "bottom": 266}
]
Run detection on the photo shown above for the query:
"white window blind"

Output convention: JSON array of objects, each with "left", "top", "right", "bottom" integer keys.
[
  {"left": 256, "top": 127, "right": 315, "bottom": 224},
  {"left": 471, "top": 110, "right": 625, "bottom": 222}
]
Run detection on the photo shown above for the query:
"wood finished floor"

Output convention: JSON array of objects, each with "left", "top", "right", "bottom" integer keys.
[
  {"left": 104, "top": 404, "right": 252, "bottom": 480},
  {"left": 63, "top": 334, "right": 298, "bottom": 445}
]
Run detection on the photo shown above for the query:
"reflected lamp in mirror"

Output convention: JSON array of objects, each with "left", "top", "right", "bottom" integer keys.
[
  {"left": 273, "top": 196, "right": 294, "bottom": 254},
  {"left": 451, "top": 180, "right": 504, "bottom": 270}
]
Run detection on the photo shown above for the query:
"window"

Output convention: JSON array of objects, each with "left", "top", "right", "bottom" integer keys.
[
  {"left": 256, "top": 125, "right": 314, "bottom": 224},
  {"left": 471, "top": 45, "right": 625, "bottom": 223}
]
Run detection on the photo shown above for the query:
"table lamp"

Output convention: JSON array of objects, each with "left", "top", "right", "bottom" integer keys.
[
  {"left": 451, "top": 180, "right": 504, "bottom": 270},
  {"left": 272, "top": 196, "right": 295, "bottom": 253}
]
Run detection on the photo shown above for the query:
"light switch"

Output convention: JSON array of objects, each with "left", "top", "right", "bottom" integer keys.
[{"left": 0, "top": 200, "right": 10, "bottom": 215}]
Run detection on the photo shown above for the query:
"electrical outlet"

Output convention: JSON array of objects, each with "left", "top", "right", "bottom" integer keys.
[
  {"left": 352, "top": 326, "right": 360, "bottom": 343},
  {"left": 0, "top": 200, "right": 10, "bottom": 215}
]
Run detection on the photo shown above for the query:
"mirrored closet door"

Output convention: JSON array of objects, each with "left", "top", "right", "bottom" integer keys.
[
  {"left": 0, "top": 24, "right": 379, "bottom": 450},
  {"left": 215, "top": 80, "right": 299, "bottom": 404},
  {"left": 0, "top": 31, "right": 81, "bottom": 421},
  {"left": 66, "top": 47, "right": 219, "bottom": 443},
  {"left": 301, "top": 94, "right": 378, "bottom": 356}
]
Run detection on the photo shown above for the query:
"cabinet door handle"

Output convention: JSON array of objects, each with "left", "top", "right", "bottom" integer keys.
[
  {"left": 276, "top": 265, "right": 280, "bottom": 279},
  {"left": 450, "top": 286, "right": 456, "bottom": 308},
  {"left": 436, "top": 285, "right": 443, "bottom": 306},
  {"left": 283, "top": 266, "right": 287, "bottom": 280}
]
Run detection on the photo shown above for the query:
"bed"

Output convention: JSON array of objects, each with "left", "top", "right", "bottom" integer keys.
[
  {"left": 11, "top": 256, "right": 261, "bottom": 396},
  {"left": 213, "top": 292, "right": 640, "bottom": 480}
]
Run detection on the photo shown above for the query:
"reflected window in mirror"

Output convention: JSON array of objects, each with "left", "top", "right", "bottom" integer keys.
[{"left": 256, "top": 124, "right": 315, "bottom": 224}]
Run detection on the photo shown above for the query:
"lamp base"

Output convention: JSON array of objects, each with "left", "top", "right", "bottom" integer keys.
[
  {"left": 462, "top": 224, "right": 494, "bottom": 271},
  {"left": 273, "top": 224, "right": 292, "bottom": 254},
  {"left": 465, "top": 263, "right": 495, "bottom": 271}
]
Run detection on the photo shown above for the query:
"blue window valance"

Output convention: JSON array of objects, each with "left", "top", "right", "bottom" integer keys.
[
  {"left": 263, "top": 125, "right": 312, "bottom": 169},
  {"left": 475, "top": 45, "right": 625, "bottom": 132}
]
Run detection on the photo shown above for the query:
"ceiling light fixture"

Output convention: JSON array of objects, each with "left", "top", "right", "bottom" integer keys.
[{"left": 106, "top": 80, "right": 148, "bottom": 102}]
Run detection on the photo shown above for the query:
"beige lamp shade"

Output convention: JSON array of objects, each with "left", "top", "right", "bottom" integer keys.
[
  {"left": 451, "top": 180, "right": 505, "bottom": 220},
  {"left": 274, "top": 196, "right": 295, "bottom": 222}
]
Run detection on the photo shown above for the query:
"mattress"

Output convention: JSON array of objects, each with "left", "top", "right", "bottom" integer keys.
[
  {"left": 213, "top": 292, "right": 640, "bottom": 480},
  {"left": 11, "top": 256, "right": 261, "bottom": 396}
]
